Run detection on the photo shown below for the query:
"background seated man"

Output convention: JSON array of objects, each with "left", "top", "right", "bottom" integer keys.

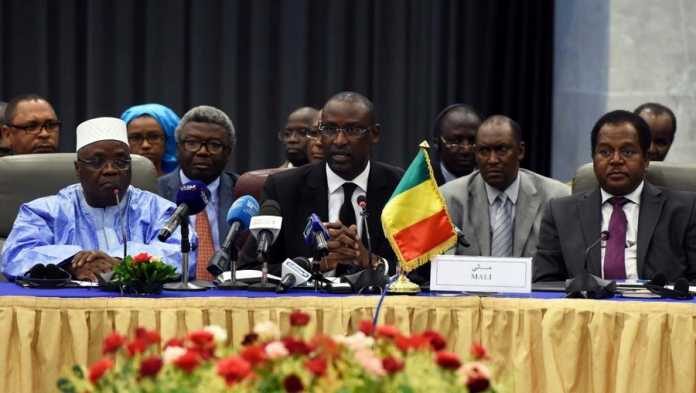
[
  {"left": 633, "top": 102, "right": 677, "bottom": 162},
  {"left": 533, "top": 110, "right": 696, "bottom": 282},
  {"left": 431, "top": 104, "right": 482, "bottom": 185},
  {"left": 0, "top": 117, "right": 186, "bottom": 281},
  {"left": 240, "top": 91, "right": 403, "bottom": 276},
  {"left": 0, "top": 94, "right": 60, "bottom": 155},
  {"left": 278, "top": 106, "right": 319, "bottom": 168}
]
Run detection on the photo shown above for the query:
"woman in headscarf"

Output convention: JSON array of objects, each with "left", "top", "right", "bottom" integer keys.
[{"left": 121, "top": 103, "right": 180, "bottom": 176}]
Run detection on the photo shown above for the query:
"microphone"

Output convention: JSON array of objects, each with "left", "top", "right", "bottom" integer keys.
[
  {"left": 565, "top": 230, "right": 616, "bottom": 299},
  {"left": 356, "top": 195, "right": 374, "bottom": 271},
  {"left": 248, "top": 200, "right": 283, "bottom": 291},
  {"left": 645, "top": 273, "right": 693, "bottom": 300},
  {"left": 207, "top": 195, "right": 260, "bottom": 277},
  {"left": 113, "top": 188, "right": 128, "bottom": 260},
  {"left": 276, "top": 257, "right": 313, "bottom": 293},
  {"left": 158, "top": 181, "right": 210, "bottom": 241},
  {"left": 303, "top": 213, "right": 330, "bottom": 259}
]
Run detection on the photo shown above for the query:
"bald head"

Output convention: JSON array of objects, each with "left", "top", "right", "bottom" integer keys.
[{"left": 281, "top": 106, "right": 319, "bottom": 166}]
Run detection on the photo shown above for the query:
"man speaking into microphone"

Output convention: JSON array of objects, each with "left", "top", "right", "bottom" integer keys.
[
  {"left": 1, "top": 117, "right": 187, "bottom": 281},
  {"left": 240, "top": 92, "right": 403, "bottom": 276}
]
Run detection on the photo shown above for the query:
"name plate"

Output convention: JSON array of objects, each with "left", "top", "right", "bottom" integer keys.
[{"left": 430, "top": 255, "right": 532, "bottom": 293}]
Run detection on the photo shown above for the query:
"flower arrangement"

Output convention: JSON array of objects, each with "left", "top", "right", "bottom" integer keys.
[
  {"left": 58, "top": 311, "right": 498, "bottom": 392},
  {"left": 107, "top": 252, "right": 177, "bottom": 294}
]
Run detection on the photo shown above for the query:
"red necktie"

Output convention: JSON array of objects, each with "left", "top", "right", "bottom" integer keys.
[
  {"left": 603, "top": 196, "right": 629, "bottom": 279},
  {"left": 195, "top": 211, "right": 215, "bottom": 281}
]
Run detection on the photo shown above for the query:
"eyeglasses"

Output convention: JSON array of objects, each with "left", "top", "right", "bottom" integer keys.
[
  {"left": 595, "top": 147, "right": 640, "bottom": 160},
  {"left": 306, "top": 128, "right": 321, "bottom": 140},
  {"left": 77, "top": 157, "right": 132, "bottom": 170},
  {"left": 318, "top": 124, "right": 371, "bottom": 139},
  {"left": 278, "top": 128, "right": 311, "bottom": 141},
  {"left": 181, "top": 139, "right": 227, "bottom": 154},
  {"left": 475, "top": 144, "right": 514, "bottom": 157},
  {"left": 8, "top": 120, "right": 61, "bottom": 135},
  {"left": 128, "top": 133, "right": 165, "bottom": 145},
  {"left": 440, "top": 136, "right": 475, "bottom": 149}
]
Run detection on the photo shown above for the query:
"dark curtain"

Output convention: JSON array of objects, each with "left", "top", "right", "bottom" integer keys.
[{"left": 0, "top": 0, "right": 554, "bottom": 175}]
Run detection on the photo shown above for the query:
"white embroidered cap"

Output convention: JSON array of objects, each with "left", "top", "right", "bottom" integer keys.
[{"left": 76, "top": 117, "right": 129, "bottom": 151}]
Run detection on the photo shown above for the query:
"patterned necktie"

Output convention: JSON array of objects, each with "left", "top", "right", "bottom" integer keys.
[
  {"left": 195, "top": 211, "right": 215, "bottom": 281},
  {"left": 339, "top": 182, "right": 358, "bottom": 228},
  {"left": 603, "top": 196, "right": 629, "bottom": 280},
  {"left": 491, "top": 194, "right": 513, "bottom": 257}
]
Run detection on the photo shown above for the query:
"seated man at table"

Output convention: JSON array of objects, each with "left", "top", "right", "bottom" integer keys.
[
  {"left": 533, "top": 110, "right": 696, "bottom": 282},
  {"left": 240, "top": 91, "right": 403, "bottom": 276},
  {"left": 0, "top": 117, "right": 187, "bottom": 281}
]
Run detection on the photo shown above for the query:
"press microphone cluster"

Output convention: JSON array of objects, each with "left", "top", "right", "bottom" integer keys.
[
  {"left": 158, "top": 180, "right": 211, "bottom": 242},
  {"left": 207, "top": 195, "right": 260, "bottom": 277},
  {"left": 276, "top": 257, "right": 313, "bottom": 292},
  {"left": 248, "top": 200, "right": 283, "bottom": 291},
  {"left": 303, "top": 213, "right": 330, "bottom": 259}
]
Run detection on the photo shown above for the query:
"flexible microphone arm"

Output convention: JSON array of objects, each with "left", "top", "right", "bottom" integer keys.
[
  {"left": 583, "top": 231, "right": 609, "bottom": 272},
  {"left": 565, "top": 230, "right": 615, "bottom": 299},
  {"left": 357, "top": 196, "right": 373, "bottom": 270}
]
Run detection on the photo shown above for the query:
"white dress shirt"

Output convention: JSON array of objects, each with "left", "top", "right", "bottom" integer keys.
[
  {"left": 326, "top": 161, "right": 370, "bottom": 238},
  {"left": 179, "top": 170, "right": 221, "bottom": 250},
  {"left": 600, "top": 181, "right": 643, "bottom": 280}
]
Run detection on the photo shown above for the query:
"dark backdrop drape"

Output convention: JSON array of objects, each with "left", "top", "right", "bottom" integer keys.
[{"left": 0, "top": 0, "right": 554, "bottom": 175}]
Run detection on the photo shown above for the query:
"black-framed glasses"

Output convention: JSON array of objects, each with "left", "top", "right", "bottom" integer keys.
[
  {"left": 475, "top": 144, "right": 514, "bottom": 157},
  {"left": 306, "top": 127, "right": 321, "bottom": 139},
  {"left": 318, "top": 124, "right": 371, "bottom": 139},
  {"left": 278, "top": 128, "right": 311, "bottom": 141},
  {"left": 8, "top": 120, "right": 61, "bottom": 135},
  {"left": 77, "top": 157, "right": 132, "bottom": 170},
  {"left": 128, "top": 133, "right": 165, "bottom": 145},
  {"left": 595, "top": 147, "right": 640, "bottom": 160},
  {"left": 440, "top": 136, "right": 475, "bottom": 149},
  {"left": 181, "top": 139, "right": 227, "bottom": 154}
]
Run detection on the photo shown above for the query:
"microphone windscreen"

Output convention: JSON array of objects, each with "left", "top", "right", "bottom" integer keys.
[
  {"left": 259, "top": 199, "right": 281, "bottom": 216},
  {"left": 175, "top": 180, "right": 211, "bottom": 215},
  {"left": 674, "top": 277, "right": 690, "bottom": 294},
  {"left": 292, "top": 256, "right": 312, "bottom": 271},
  {"left": 226, "top": 195, "right": 260, "bottom": 229},
  {"left": 649, "top": 272, "right": 667, "bottom": 287},
  {"left": 357, "top": 195, "right": 367, "bottom": 207}
]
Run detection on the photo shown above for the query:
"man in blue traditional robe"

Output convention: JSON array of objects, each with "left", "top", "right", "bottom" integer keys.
[{"left": 1, "top": 117, "right": 189, "bottom": 281}]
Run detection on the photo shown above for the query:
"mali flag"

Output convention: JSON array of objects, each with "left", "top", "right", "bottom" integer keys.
[{"left": 380, "top": 141, "right": 457, "bottom": 272}]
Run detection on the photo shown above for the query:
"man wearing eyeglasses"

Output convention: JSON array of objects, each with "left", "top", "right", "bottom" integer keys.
[
  {"left": 533, "top": 110, "right": 696, "bottom": 283},
  {"left": 1, "top": 117, "right": 187, "bottom": 281},
  {"left": 0, "top": 94, "right": 61, "bottom": 155},
  {"left": 278, "top": 107, "right": 319, "bottom": 168},
  {"left": 240, "top": 91, "right": 403, "bottom": 276},
  {"left": 157, "top": 106, "right": 238, "bottom": 281},
  {"left": 430, "top": 115, "right": 569, "bottom": 265},
  {"left": 431, "top": 104, "right": 482, "bottom": 185}
]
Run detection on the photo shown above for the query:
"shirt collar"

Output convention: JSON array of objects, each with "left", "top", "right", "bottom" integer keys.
[
  {"left": 440, "top": 162, "right": 457, "bottom": 183},
  {"left": 326, "top": 161, "right": 371, "bottom": 194},
  {"left": 600, "top": 180, "right": 644, "bottom": 205},
  {"left": 484, "top": 173, "right": 521, "bottom": 205},
  {"left": 179, "top": 170, "right": 221, "bottom": 199}
]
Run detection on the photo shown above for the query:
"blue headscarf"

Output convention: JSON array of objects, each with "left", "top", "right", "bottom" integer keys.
[{"left": 121, "top": 103, "right": 180, "bottom": 174}]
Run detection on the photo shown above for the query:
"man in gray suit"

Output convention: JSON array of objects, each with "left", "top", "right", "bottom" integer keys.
[
  {"left": 158, "top": 106, "right": 238, "bottom": 281},
  {"left": 440, "top": 115, "right": 569, "bottom": 257}
]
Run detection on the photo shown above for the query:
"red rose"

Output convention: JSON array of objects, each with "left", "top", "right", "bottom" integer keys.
[
  {"left": 470, "top": 342, "right": 489, "bottom": 360},
  {"left": 358, "top": 320, "right": 374, "bottom": 336},
  {"left": 310, "top": 335, "right": 339, "bottom": 358},
  {"left": 283, "top": 374, "right": 304, "bottom": 393},
  {"left": 139, "top": 355, "right": 163, "bottom": 378},
  {"left": 462, "top": 362, "right": 492, "bottom": 393},
  {"left": 135, "top": 327, "right": 161, "bottom": 346},
  {"left": 164, "top": 338, "right": 184, "bottom": 348},
  {"left": 133, "top": 252, "right": 151, "bottom": 264},
  {"left": 240, "top": 345, "right": 266, "bottom": 366},
  {"left": 282, "top": 337, "right": 311, "bottom": 356},
  {"left": 289, "top": 310, "right": 311, "bottom": 327},
  {"left": 395, "top": 334, "right": 428, "bottom": 352},
  {"left": 242, "top": 332, "right": 259, "bottom": 346},
  {"left": 102, "top": 332, "right": 125, "bottom": 354},
  {"left": 436, "top": 351, "right": 462, "bottom": 370},
  {"left": 305, "top": 357, "right": 327, "bottom": 377},
  {"left": 88, "top": 358, "right": 114, "bottom": 384},
  {"left": 127, "top": 339, "right": 147, "bottom": 357},
  {"left": 375, "top": 324, "right": 401, "bottom": 340},
  {"left": 468, "top": 376, "right": 491, "bottom": 393},
  {"left": 173, "top": 350, "right": 200, "bottom": 373},
  {"left": 382, "top": 356, "right": 404, "bottom": 375},
  {"left": 422, "top": 330, "right": 447, "bottom": 351},
  {"left": 188, "top": 330, "right": 215, "bottom": 347},
  {"left": 217, "top": 356, "right": 252, "bottom": 385}
]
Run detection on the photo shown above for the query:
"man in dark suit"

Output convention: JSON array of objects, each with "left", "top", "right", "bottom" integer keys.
[
  {"left": 533, "top": 110, "right": 696, "bottom": 282},
  {"left": 430, "top": 104, "right": 482, "bottom": 185},
  {"left": 158, "top": 105, "right": 239, "bottom": 280},
  {"left": 241, "top": 91, "right": 403, "bottom": 276}
]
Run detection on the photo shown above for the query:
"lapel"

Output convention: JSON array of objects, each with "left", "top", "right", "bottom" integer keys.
[
  {"left": 513, "top": 171, "right": 539, "bottom": 256},
  {"left": 301, "top": 163, "right": 329, "bottom": 221},
  {"left": 469, "top": 175, "right": 491, "bottom": 256},
  {"left": 637, "top": 182, "right": 664, "bottom": 275},
  {"left": 578, "top": 188, "right": 603, "bottom": 275}
]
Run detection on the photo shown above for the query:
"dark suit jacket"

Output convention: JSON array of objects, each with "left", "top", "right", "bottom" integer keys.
[
  {"left": 157, "top": 169, "right": 239, "bottom": 247},
  {"left": 240, "top": 161, "right": 403, "bottom": 275},
  {"left": 533, "top": 182, "right": 696, "bottom": 282},
  {"left": 431, "top": 154, "right": 448, "bottom": 186}
]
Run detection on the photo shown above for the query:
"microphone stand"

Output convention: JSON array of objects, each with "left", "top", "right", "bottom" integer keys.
[
  {"left": 164, "top": 215, "right": 206, "bottom": 291},
  {"left": 565, "top": 231, "right": 615, "bottom": 299},
  {"left": 214, "top": 248, "right": 249, "bottom": 290},
  {"left": 248, "top": 248, "right": 276, "bottom": 291}
]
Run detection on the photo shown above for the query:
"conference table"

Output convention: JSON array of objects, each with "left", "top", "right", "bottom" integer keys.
[{"left": 0, "top": 282, "right": 694, "bottom": 393}]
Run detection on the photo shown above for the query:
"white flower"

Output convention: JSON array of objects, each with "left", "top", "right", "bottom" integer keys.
[
  {"left": 162, "top": 346, "right": 186, "bottom": 364},
  {"left": 334, "top": 332, "right": 374, "bottom": 352},
  {"left": 265, "top": 340, "right": 289, "bottom": 359},
  {"left": 204, "top": 325, "right": 228, "bottom": 344},
  {"left": 148, "top": 255, "right": 163, "bottom": 263},
  {"left": 253, "top": 321, "right": 280, "bottom": 341},
  {"left": 354, "top": 348, "right": 385, "bottom": 377}
]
